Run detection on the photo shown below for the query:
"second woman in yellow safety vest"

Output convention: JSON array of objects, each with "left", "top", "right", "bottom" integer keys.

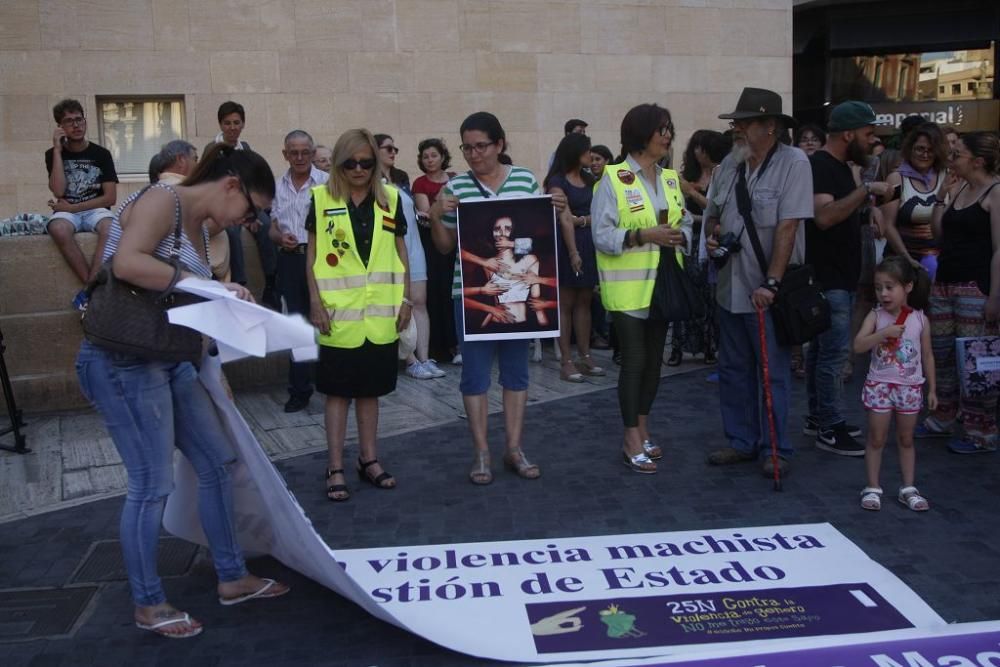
[
  {"left": 591, "top": 103, "right": 693, "bottom": 474},
  {"left": 305, "top": 129, "right": 412, "bottom": 502}
]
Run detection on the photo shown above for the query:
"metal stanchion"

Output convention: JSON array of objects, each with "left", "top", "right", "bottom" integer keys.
[{"left": 0, "top": 325, "right": 29, "bottom": 454}]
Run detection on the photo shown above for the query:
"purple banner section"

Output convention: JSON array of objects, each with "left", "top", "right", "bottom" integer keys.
[
  {"left": 526, "top": 583, "right": 912, "bottom": 654},
  {"left": 632, "top": 628, "right": 1000, "bottom": 667}
]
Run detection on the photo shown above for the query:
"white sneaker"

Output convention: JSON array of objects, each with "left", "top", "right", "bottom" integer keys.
[
  {"left": 424, "top": 359, "right": 446, "bottom": 378},
  {"left": 452, "top": 353, "right": 463, "bottom": 365},
  {"left": 406, "top": 361, "right": 435, "bottom": 380}
]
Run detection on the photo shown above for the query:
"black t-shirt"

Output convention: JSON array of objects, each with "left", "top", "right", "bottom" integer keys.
[
  {"left": 44, "top": 142, "right": 118, "bottom": 205},
  {"left": 305, "top": 193, "right": 406, "bottom": 267},
  {"left": 805, "top": 150, "right": 861, "bottom": 292}
]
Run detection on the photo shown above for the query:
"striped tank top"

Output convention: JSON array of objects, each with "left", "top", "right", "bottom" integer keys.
[{"left": 102, "top": 183, "right": 212, "bottom": 278}]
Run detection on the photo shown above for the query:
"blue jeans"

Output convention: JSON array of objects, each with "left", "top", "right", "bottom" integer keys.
[
  {"left": 453, "top": 299, "right": 529, "bottom": 395},
  {"left": 75, "top": 342, "right": 248, "bottom": 606},
  {"left": 806, "top": 289, "right": 854, "bottom": 429},
  {"left": 717, "top": 306, "right": 793, "bottom": 458}
]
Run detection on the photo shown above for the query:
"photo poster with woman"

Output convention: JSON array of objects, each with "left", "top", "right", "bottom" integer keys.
[{"left": 456, "top": 195, "right": 560, "bottom": 342}]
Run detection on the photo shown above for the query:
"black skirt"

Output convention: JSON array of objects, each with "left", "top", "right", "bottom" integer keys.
[{"left": 316, "top": 339, "right": 398, "bottom": 398}]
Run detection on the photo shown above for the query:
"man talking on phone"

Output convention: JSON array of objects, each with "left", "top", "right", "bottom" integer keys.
[{"left": 44, "top": 98, "right": 119, "bottom": 310}]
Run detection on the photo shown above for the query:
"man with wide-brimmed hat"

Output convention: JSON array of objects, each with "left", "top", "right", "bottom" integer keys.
[
  {"left": 704, "top": 87, "right": 814, "bottom": 478},
  {"left": 804, "top": 101, "right": 892, "bottom": 457}
]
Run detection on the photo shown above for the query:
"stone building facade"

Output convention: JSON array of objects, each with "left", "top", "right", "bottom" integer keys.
[{"left": 0, "top": 0, "right": 793, "bottom": 218}]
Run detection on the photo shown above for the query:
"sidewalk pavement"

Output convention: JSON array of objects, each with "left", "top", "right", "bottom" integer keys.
[{"left": 1, "top": 363, "right": 998, "bottom": 666}]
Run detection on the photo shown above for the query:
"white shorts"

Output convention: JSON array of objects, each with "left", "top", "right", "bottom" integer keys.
[{"left": 48, "top": 208, "right": 113, "bottom": 233}]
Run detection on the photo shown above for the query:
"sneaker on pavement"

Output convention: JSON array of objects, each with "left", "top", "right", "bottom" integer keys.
[
  {"left": 816, "top": 424, "right": 865, "bottom": 456},
  {"left": 947, "top": 437, "right": 997, "bottom": 455},
  {"left": 406, "top": 361, "right": 436, "bottom": 380},
  {"left": 424, "top": 359, "right": 446, "bottom": 378},
  {"left": 707, "top": 447, "right": 757, "bottom": 465},
  {"left": 804, "top": 416, "right": 861, "bottom": 438},
  {"left": 914, "top": 419, "right": 952, "bottom": 439}
]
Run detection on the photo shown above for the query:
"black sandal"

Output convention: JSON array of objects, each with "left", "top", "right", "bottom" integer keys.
[
  {"left": 325, "top": 468, "right": 350, "bottom": 502},
  {"left": 357, "top": 458, "right": 396, "bottom": 489}
]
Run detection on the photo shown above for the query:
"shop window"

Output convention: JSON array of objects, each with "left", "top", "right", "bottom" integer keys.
[
  {"left": 96, "top": 97, "right": 186, "bottom": 177},
  {"left": 967, "top": 82, "right": 977, "bottom": 91},
  {"left": 951, "top": 83, "right": 961, "bottom": 95}
]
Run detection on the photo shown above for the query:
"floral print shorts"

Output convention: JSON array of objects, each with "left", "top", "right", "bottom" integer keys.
[{"left": 862, "top": 380, "right": 923, "bottom": 414}]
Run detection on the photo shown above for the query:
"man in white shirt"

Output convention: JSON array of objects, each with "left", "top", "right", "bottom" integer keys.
[{"left": 269, "top": 130, "right": 329, "bottom": 412}]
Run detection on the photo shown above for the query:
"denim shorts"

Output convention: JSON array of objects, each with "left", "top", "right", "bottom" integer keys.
[
  {"left": 48, "top": 208, "right": 113, "bottom": 232},
  {"left": 453, "top": 298, "right": 529, "bottom": 395}
]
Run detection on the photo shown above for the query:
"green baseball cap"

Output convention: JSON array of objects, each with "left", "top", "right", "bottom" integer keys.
[{"left": 827, "top": 101, "right": 888, "bottom": 132}]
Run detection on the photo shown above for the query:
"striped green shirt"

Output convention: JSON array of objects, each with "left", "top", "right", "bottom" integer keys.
[{"left": 441, "top": 166, "right": 541, "bottom": 296}]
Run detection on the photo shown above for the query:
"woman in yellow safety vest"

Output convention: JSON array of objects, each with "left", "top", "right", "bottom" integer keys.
[
  {"left": 591, "top": 103, "right": 693, "bottom": 474},
  {"left": 305, "top": 129, "right": 412, "bottom": 501}
]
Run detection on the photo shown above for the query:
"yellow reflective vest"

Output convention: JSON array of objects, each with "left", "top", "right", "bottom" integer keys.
[
  {"left": 311, "top": 185, "right": 404, "bottom": 349},
  {"left": 596, "top": 163, "right": 684, "bottom": 312}
]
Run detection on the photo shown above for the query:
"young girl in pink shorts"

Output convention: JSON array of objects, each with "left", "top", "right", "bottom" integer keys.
[{"left": 853, "top": 256, "right": 937, "bottom": 512}]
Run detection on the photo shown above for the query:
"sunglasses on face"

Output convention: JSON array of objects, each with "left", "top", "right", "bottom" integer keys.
[
  {"left": 341, "top": 158, "right": 376, "bottom": 171},
  {"left": 380, "top": 145, "right": 399, "bottom": 155}
]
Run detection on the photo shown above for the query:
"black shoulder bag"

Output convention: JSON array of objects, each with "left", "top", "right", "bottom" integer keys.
[
  {"left": 81, "top": 184, "right": 204, "bottom": 362},
  {"left": 648, "top": 209, "right": 705, "bottom": 323},
  {"left": 737, "top": 151, "right": 830, "bottom": 346}
]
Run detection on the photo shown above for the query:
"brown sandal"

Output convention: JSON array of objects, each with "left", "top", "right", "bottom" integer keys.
[
  {"left": 469, "top": 451, "right": 493, "bottom": 485},
  {"left": 560, "top": 360, "right": 585, "bottom": 383},
  {"left": 504, "top": 447, "right": 541, "bottom": 479},
  {"left": 576, "top": 353, "right": 606, "bottom": 376},
  {"left": 325, "top": 468, "right": 350, "bottom": 502}
]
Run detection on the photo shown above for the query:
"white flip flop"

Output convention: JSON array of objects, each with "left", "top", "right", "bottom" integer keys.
[
  {"left": 135, "top": 612, "right": 203, "bottom": 638},
  {"left": 218, "top": 578, "right": 289, "bottom": 606}
]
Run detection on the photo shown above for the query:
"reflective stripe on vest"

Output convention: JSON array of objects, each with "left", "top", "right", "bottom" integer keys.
[
  {"left": 596, "top": 164, "right": 685, "bottom": 311},
  {"left": 311, "top": 184, "right": 404, "bottom": 349}
]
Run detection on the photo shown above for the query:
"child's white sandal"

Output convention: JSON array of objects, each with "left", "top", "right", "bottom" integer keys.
[
  {"left": 898, "top": 486, "right": 929, "bottom": 512},
  {"left": 860, "top": 486, "right": 883, "bottom": 511}
]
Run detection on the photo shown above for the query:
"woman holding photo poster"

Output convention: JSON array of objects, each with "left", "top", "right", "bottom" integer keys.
[
  {"left": 430, "top": 112, "right": 565, "bottom": 485},
  {"left": 592, "top": 103, "right": 692, "bottom": 474}
]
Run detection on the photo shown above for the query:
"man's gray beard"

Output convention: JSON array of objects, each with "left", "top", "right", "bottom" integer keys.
[{"left": 731, "top": 143, "right": 751, "bottom": 164}]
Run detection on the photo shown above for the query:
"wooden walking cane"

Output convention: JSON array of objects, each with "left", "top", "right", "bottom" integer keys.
[{"left": 756, "top": 306, "right": 782, "bottom": 492}]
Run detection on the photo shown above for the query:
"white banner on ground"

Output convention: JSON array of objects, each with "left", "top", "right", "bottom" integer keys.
[{"left": 163, "top": 356, "right": 946, "bottom": 664}]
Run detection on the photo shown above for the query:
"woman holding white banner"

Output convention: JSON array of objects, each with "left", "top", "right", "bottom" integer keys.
[
  {"left": 306, "top": 129, "right": 412, "bottom": 501},
  {"left": 74, "top": 145, "right": 290, "bottom": 639},
  {"left": 429, "top": 112, "right": 565, "bottom": 485}
]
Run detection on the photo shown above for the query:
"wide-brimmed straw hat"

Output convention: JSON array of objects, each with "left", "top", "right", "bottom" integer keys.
[{"left": 718, "top": 87, "right": 797, "bottom": 128}]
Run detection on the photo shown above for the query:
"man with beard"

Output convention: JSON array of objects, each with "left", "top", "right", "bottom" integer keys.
[
  {"left": 703, "top": 88, "right": 814, "bottom": 477},
  {"left": 805, "top": 101, "right": 891, "bottom": 456}
]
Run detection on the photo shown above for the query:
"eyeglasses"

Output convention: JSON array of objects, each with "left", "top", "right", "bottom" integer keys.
[
  {"left": 911, "top": 146, "right": 933, "bottom": 156},
  {"left": 657, "top": 123, "right": 675, "bottom": 137},
  {"left": 238, "top": 181, "right": 266, "bottom": 224},
  {"left": 60, "top": 116, "right": 86, "bottom": 127},
  {"left": 379, "top": 145, "right": 399, "bottom": 155},
  {"left": 799, "top": 136, "right": 820, "bottom": 144},
  {"left": 286, "top": 150, "right": 314, "bottom": 159},
  {"left": 459, "top": 141, "right": 495, "bottom": 155},
  {"left": 341, "top": 158, "right": 376, "bottom": 171}
]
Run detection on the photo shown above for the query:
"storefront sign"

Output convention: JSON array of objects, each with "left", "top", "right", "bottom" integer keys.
[{"left": 870, "top": 101, "right": 1000, "bottom": 132}]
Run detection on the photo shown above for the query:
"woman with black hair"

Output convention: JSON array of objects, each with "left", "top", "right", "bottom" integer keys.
[
  {"left": 668, "top": 129, "right": 729, "bottom": 366},
  {"left": 429, "top": 111, "right": 565, "bottom": 485},
  {"left": 545, "top": 132, "right": 603, "bottom": 381},
  {"left": 795, "top": 123, "right": 826, "bottom": 156},
  {"left": 374, "top": 133, "right": 410, "bottom": 190},
  {"left": 591, "top": 103, "right": 693, "bottom": 474},
  {"left": 75, "top": 144, "right": 290, "bottom": 639},
  {"left": 590, "top": 144, "right": 614, "bottom": 181}
]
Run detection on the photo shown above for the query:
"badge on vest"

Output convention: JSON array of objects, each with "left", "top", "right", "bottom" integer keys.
[
  {"left": 624, "top": 187, "right": 645, "bottom": 213},
  {"left": 381, "top": 215, "right": 396, "bottom": 234},
  {"left": 666, "top": 178, "right": 677, "bottom": 189},
  {"left": 617, "top": 169, "right": 636, "bottom": 185}
]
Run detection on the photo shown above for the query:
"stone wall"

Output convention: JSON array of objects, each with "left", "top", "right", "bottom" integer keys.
[
  {"left": 0, "top": 0, "right": 793, "bottom": 412},
  {"left": 0, "top": 0, "right": 793, "bottom": 218}
]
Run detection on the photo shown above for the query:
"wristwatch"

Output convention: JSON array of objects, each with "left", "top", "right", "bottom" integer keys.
[{"left": 761, "top": 277, "right": 781, "bottom": 293}]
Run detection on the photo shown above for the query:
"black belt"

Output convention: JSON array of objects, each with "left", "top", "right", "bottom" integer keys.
[{"left": 279, "top": 244, "right": 308, "bottom": 255}]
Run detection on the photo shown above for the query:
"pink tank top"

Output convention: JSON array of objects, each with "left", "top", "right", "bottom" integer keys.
[{"left": 866, "top": 307, "right": 925, "bottom": 386}]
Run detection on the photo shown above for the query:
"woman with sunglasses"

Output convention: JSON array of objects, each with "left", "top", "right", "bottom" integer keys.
[
  {"left": 882, "top": 123, "right": 948, "bottom": 281},
  {"left": 921, "top": 131, "right": 1000, "bottom": 453},
  {"left": 429, "top": 112, "right": 565, "bottom": 485},
  {"left": 374, "top": 133, "right": 410, "bottom": 190},
  {"left": 74, "top": 143, "right": 289, "bottom": 639},
  {"left": 306, "top": 129, "right": 412, "bottom": 501},
  {"left": 592, "top": 103, "right": 693, "bottom": 474}
]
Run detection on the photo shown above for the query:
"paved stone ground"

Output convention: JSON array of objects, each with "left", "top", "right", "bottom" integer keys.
[{"left": 2, "top": 368, "right": 998, "bottom": 667}]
